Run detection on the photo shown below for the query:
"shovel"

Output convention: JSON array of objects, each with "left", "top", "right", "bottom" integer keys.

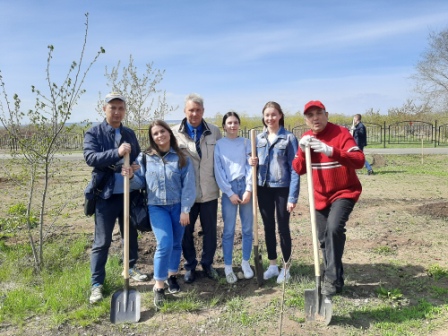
[
  {"left": 250, "top": 130, "right": 264, "bottom": 286},
  {"left": 304, "top": 145, "right": 332, "bottom": 325},
  {"left": 350, "top": 117, "right": 355, "bottom": 136},
  {"left": 110, "top": 153, "right": 141, "bottom": 324}
]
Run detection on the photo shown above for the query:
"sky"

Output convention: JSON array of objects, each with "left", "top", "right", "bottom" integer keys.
[{"left": 1, "top": 0, "right": 448, "bottom": 123}]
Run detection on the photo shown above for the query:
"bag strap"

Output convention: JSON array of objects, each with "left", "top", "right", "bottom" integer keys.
[
  {"left": 140, "top": 152, "right": 148, "bottom": 201},
  {"left": 142, "top": 151, "right": 147, "bottom": 172}
]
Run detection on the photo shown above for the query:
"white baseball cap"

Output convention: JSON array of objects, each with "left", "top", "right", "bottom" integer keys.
[{"left": 105, "top": 92, "right": 126, "bottom": 103}]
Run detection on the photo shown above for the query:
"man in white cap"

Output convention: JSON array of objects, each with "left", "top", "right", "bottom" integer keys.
[{"left": 84, "top": 92, "right": 148, "bottom": 304}]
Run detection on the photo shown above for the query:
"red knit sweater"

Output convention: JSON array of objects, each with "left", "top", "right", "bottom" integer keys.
[{"left": 292, "top": 122, "right": 365, "bottom": 210}]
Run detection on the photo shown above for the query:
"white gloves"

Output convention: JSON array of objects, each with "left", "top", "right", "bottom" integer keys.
[
  {"left": 310, "top": 138, "right": 333, "bottom": 157},
  {"left": 309, "top": 138, "right": 333, "bottom": 157},
  {"left": 299, "top": 135, "right": 313, "bottom": 151},
  {"left": 300, "top": 136, "right": 333, "bottom": 157}
]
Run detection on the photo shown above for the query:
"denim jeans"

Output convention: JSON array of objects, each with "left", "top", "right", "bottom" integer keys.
[
  {"left": 150, "top": 203, "right": 185, "bottom": 281},
  {"left": 182, "top": 199, "right": 218, "bottom": 270},
  {"left": 257, "top": 186, "right": 292, "bottom": 263},
  {"left": 315, "top": 198, "right": 355, "bottom": 288},
  {"left": 358, "top": 145, "right": 373, "bottom": 171},
  {"left": 91, "top": 193, "right": 139, "bottom": 286},
  {"left": 221, "top": 177, "right": 253, "bottom": 265}
]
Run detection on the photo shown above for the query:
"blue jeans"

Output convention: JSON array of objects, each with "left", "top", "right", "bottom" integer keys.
[
  {"left": 358, "top": 145, "right": 373, "bottom": 171},
  {"left": 91, "top": 193, "right": 139, "bottom": 286},
  {"left": 182, "top": 199, "right": 218, "bottom": 270},
  {"left": 315, "top": 198, "right": 355, "bottom": 288},
  {"left": 221, "top": 177, "right": 253, "bottom": 266},
  {"left": 150, "top": 203, "right": 185, "bottom": 281}
]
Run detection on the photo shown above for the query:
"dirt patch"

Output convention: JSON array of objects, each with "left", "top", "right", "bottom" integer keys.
[
  {"left": 371, "top": 154, "right": 386, "bottom": 168},
  {"left": 416, "top": 201, "right": 448, "bottom": 219}
]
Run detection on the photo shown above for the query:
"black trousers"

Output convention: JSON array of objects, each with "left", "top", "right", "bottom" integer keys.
[
  {"left": 182, "top": 199, "right": 218, "bottom": 270},
  {"left": 257, "top": 186, "right": 292, "bottom": 263},
  {"left": 315, "top": 198, "right": 355, "bottom": 287}
]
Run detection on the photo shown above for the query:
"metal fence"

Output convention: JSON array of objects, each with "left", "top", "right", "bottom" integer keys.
[
  {"left": 388, "top": 121, "right": 434, "bottom": 145},
  {"left": 438, "top": 124, "right": 448, "bottom": 146},
  {"left": 1, "top": 121, "right": 448, "bottom": 150}
]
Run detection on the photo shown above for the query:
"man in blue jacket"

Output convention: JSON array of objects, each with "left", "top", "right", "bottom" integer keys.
[
  {"left": 351, "top": 114, "right": 374, "bottom": 175},
  {"left": 84, "top": 92, "right": 148, "bottom": 304}
]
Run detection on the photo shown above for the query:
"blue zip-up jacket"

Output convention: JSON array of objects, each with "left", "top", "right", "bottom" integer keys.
[
  {"left": 353, "top": 122, "right": 367, "bottom": 148},
  {"left": 256, "top": 126, "right": 300, "bottom": 204},
  {"left": 131, "top": 149, "right": 196, "bottom": 213},
  {"left": 84, "top": 119, "right": 141, "bottom": 200}
]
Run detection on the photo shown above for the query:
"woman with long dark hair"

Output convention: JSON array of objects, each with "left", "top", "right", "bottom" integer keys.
[
  {"left": 250, "top": 102, "right": 300, "bottom": 284},
  {"left": 124, "top": 120, "right": 196, "bottom": 308}
]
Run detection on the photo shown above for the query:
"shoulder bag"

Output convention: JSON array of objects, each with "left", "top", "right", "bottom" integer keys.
[
  {"left": 84, "top": 170, "right": 112, "bottom": 217},
  {"left": 129, "top": 153, "right": 152, "bottom": 232}
]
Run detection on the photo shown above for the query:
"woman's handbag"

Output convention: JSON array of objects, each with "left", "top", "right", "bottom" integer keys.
[
  {"left": 130, "top": 189, "right": 152, "bottom": 232},
  {"left": 129, "top": 153, "right": 151, "bottom": 232}
]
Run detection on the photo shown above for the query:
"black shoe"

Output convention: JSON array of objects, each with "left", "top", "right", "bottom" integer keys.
[
  {"left": 368, "top": 170, "right": 374, "bottom": 175},
  {"left": 335, "top": 279, "right": 344, "bottom": 294},
  {"left": 165, "top": 275, "right": 180, "bottom": 293},
  {"left": 153, "top": 287, "right": 165, "bottom": 309},
  {"left": 203, "top": 265, "right": 219, "bottom": 280},
  {"left": 184, "top": 269, "right": 196, "bottom": 284}
]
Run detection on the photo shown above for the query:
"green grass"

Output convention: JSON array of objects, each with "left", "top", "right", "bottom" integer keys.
[
  {"left": 371, "top": 246, "right": 396, "bottom": 255},
  {"left": 427, "top": 264, "right": 448, "bottom": 280},
  {"left": 373, "top": 154, "right": 448, "bottom": 177},
  {"left": 0, "top": 235, "right": 123, "bottom": 326}
]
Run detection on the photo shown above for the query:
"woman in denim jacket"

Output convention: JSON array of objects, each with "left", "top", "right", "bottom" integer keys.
[
  {"left": 250, "top": 101, "right": 300, "bottom": 284},
  {"left": 125, "top": 120, "right": 196, "bottom": 308}
]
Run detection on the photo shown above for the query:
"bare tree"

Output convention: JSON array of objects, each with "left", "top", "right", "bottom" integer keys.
[
  {"left": 387, "top": 99, "right": 432, "bottom": 123},
  {"left": 96, "top": 55, "right": 177, "bottom": 128},
  {"left": 0, "top": 13, "right": 104, "bottom": 270},
  {"left": 412, "top": 27, "right": 448, "bottom": 111}
]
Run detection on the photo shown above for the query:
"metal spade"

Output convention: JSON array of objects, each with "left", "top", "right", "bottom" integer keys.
[
  {"left": 304, "top": 145, "right": 332, "bottom": 325},
  {"left": 110, "top": 153, "right": 141, "bottom": 324}
]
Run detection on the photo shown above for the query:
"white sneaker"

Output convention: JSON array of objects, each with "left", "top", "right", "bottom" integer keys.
[
  {"left": 129, "top": 268, "right": 149, "bottom": 281},
  {"left": 226, "top": 272, "right": 238, "bottom": 284},
  {"left": 277, "top": 268, "right": 291, "bottom": 284},
  {"left": 89, "top": 284, "right": 103, "bottom": 304},
  {"left": 263, "top": 265, "right": 279, "bottom": 280},
  {"left": 241, "top": 261, "right": 254, "bottom": 279}
]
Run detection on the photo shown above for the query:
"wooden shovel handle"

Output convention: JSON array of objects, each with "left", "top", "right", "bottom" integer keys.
[
  {"left": 123, "top": 153, "right": 130, "bottom": 280},
  {"left": 250, "top": 130, "right": 259, "bottom": 245},
  {"left": 305, "top": 145, "right": 321, "bottom": 277},
  {"left": 350, "top": 117, "right": 355, "bottom": 136}
]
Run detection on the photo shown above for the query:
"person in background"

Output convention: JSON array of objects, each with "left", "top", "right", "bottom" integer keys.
[
  {"left": 292, "top": 100, "right": 365, "bottom": 299},
  {"left": 351, "top": 114, "right": 374, "bottom": 175},
  {"left": 249, "top": 101, "right": 300, "bottom": 284},
  {"left": 172, "top": 93, "right": 222, "bottom": 283},
  {"left": 214, "top": 112, "right": 254, "bottom": 284},
  {"left": 124, "top": 119, "right": 196, "bottom": 308},
  {"left": 84, "top": 92, "right": 148, "bottom": 305}
]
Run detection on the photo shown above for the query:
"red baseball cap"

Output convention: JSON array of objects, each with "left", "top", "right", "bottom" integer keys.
[{"left": 304, "top": 100, "right": 326, "bottom": 114}]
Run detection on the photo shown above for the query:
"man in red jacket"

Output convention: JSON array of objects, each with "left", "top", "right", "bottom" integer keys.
[{"left": 292, "top": 100, "right": 365, "bottom": 298}]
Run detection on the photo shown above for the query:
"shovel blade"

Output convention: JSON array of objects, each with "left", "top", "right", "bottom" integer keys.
[
  {"left": 110, "top": 289, "right": 141, "bottom": 324},
  {"left": 304, "top": 288, "right": 332, "bottom": 325},
  {"left": 253, "top": 246, "right": 264, "bottom": 286}
]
